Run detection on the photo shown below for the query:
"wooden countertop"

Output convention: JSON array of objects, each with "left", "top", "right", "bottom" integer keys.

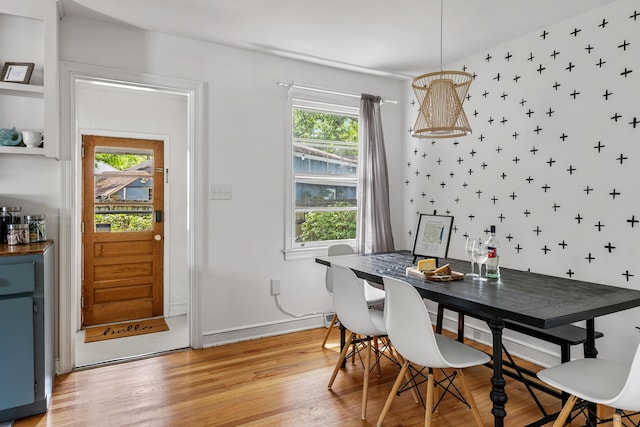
[{"left": 0, "top": 241, "right": 53, "bottom": 257}]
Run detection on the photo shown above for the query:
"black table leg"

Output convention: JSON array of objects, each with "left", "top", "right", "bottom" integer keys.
[
  {"left": 584, "top": 319, "right": 598, "bottom": 424},
  {"left": 489, "top": 319, "right": 508, "bottom": 427}
]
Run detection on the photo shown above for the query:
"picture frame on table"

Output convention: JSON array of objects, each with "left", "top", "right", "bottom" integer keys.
[
  {"left": 1, "top": 62, "right": 35, "bottom": 84},
  {"left": 411, "top": 213, "right": 454, "bottom": 259}
]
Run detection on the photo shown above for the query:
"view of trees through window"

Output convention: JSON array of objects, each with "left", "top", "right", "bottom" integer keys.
[{"left": 292, "top": 106, "right": 359, "bottom": 244}]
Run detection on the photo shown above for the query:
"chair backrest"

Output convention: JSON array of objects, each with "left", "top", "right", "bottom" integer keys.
[
  {"left": 382, "top": 275, "right": 449, "bottom": 368},
  {"left": 331, "top": 264, "right": 384, "bottom": 336},
  {"left": 325, "top": 244, "right": 356, "bottom": 295},
  {"left": 609, "top": 340, "right": 640, "bottom": 411}
]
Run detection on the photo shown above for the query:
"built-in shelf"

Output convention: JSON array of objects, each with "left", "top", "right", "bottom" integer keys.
[{"left": 0, "top": 81, "right": 45, "bottom": 95}]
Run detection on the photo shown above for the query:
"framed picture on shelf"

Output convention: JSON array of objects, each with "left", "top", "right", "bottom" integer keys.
[
  {"left": 412, "top": 213, "right": 454, "bottom": 259},
  {"left": 1, "top": 62, "right": 35, "bottom": 84}
]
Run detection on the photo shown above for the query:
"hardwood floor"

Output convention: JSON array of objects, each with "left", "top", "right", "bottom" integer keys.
[{"left": 13, "top": 328, "right": 633, "bottom": 426}]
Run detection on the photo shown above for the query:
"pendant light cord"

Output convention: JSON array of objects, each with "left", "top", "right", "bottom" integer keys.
[{"left": 439, "top": 0, "right": 444, "bottom": 71}]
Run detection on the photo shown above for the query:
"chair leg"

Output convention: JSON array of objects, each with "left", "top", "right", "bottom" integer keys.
[
  {"left": 377, "top": 360, "right": 410, "bottom": 426},
  {"left": 457, "top": 368, "right": 484, "bottom": 427},
  {"left": 328, "top": 331, "right": 354, "bottom": 389},
  {"left": 425, "top": 370, "right": 435, "bottom": 427},
  {"left": 321, "top": 313, "right": 338, "bottom": 348},
  {"left": 612, "top": 409, "right": 622, "bottom": 427},
  {"left": 362, "top": 339, "right": 372, "bottom": 420},
  {"left": 374, "top": 336, "right": 381, "bottom": 377},
  {"left": 552, "top": 395, "right": 578, "bottom": 427}
]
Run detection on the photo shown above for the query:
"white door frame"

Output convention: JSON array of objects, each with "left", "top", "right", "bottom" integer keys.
[{"left": 58, "top": 62, "right": 206, "bottom": 373}]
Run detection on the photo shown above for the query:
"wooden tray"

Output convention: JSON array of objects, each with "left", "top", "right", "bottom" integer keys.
[{"left": 406, "top": 266, "right": 464, "bottom": 282}]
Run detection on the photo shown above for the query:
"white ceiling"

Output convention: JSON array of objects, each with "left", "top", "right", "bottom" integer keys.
[{"left": 58, "top": 0, "right": 618, "bottom": 79}]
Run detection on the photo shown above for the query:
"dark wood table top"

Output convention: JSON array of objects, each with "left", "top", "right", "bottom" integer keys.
[{"left": 317, "top": 251, "right": 640, "bottom": 329}]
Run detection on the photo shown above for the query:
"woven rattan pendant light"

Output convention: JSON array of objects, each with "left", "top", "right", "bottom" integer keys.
[{"left": 412, "top": 0, "right": 472, "bottom": 139}]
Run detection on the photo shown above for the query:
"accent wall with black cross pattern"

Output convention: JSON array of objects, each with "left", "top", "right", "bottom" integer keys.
[{"left": 402, "top": 0, "right": 639, "bottom": 296}]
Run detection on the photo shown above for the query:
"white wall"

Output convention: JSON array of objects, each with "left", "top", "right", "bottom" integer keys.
[
  {"left": 60, "top": 16, "right": 405, "bottom": 346},
  {"left": 402, "top": 0, "right": 640, "bottom": 365}
]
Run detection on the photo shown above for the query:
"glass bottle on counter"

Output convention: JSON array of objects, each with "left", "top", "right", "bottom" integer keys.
[{"left": 486, "top": 225, "right": 500, "bottom": 279}]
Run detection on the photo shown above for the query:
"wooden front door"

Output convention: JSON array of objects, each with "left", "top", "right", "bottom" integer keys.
[{"left": 82, "top": 135, "right": 165, "bottom": 326}]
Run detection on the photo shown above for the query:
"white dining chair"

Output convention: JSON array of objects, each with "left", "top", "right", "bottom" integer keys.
[
  {"left": 537, "top": 340, "right": 640, "bottom": 427},
  {"left": 377, "top": 275, "right": 490, "bottom": 427},
  {"left": 321, "top": 243, "right": 385, "bottom": 348},
  {"left": 327, "top": 264, "right": 390, "bottom": 420}
]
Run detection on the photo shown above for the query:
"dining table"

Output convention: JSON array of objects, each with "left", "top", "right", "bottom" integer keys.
[{"left": 316, "top": 251, "right": 640, "bottom": 427}]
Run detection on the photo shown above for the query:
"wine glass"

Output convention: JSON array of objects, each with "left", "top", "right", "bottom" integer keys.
[
  {"left": 465, "top": 237, "right": 477, "bottom": 277},
  {"left": 472, "top": 238, "right": 488, "bottom": 281}
]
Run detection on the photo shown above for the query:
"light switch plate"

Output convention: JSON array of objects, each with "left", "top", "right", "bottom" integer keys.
[{"left": 209, "top": 184, "right": 232, "bottom": 200}]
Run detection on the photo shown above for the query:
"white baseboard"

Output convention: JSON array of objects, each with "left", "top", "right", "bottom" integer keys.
[{"left": 201, "top": 315, "right": 325, "bottom": 348}]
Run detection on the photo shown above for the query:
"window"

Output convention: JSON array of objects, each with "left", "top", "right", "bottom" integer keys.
[{"left": 286, "top": 97, "right": 360, "bottom": 253}]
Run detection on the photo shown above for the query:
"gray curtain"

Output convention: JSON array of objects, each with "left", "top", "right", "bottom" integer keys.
[{"left": 356, "top": 94, "right": 395, "bottom": 254}]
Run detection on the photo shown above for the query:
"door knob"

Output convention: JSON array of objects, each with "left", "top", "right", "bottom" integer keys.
[{"left": 154, "top": 234, "right": 162, "bottom": 241}]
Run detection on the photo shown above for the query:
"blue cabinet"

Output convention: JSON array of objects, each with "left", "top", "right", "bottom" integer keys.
[{"left": 0, "top": 243, "right": 54, "bottom": 422}]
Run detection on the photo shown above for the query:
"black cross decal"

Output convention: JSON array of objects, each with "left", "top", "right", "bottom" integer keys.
[
  {"left": 473, "top": 110, "right": 479, "bottom": 117},
  {"left": 552, "top": 203, "right": 560, "bottom": 212},
  {"left": 457, "top": 157, "right": 463, "bottom": 164},
  {"left": 546, "top": 108, "right": 555, "bottom": 117},
  {"left": 547, "top": 158, "right": 556, "bottom": 167},
  {"left": 611, "top": 113, "right": 622, "bottom": 122},
  {"left": 488, "top": 116, "right": 494, "bottom": 124},
  {"left": 469, "top": 214, "right": 475, "bottom": 221},
  {"left": 405, "top": 179, "right": 410, "bottom": 185},
  {"left": 470, "top": 149, "right": 476, "bottom": 157},
  {"left": 551, "top": 50, "right": 560, "bottom": 59},
  {"left": 510, "top": 192, "right": 518, "bottom": 200},
  {"left": 421, "top": 192, "right": 426, "bottom": 198},
  {"left": 559, "top": 240, "right": 568, "bottom": 249},
  {"left": 609, "top": 189, "right": 621, "bottom": 199},
  {"left": 483, "top": 90, "right": 490, "bottom": 98},
  {"left": 618, "top": 40, "right": 630, "bottom": 50},
  {"left": 501, "top": 92, "right": 508, "bottom": 100},
  {"left": 494, "top": 73, "right": 501, "bottom": 81},
  {"left": 437, "top": 158, "right": 443, "bottom": 165},
  {"left": 524, "top": 210, "right": 532, "bottom": 217},
  {"left": 566, "top": 269, "right": 575, "bottom": 278},
  {"left": 486, "top": 53, "right": 492, "bottom": 62},
  {"left": 596, "top": 58, "right": 606, "bottom": 68},
  {"left": 513, "top": 75, "right": 521, "bottom": 82},
  {"left": 629, "top": 117, "right": 639, "bottom": 128},
  {"left": 413, "top": 149, "right": 418, "bottom": 155},
  {"left": 425, "top": 173, "right": 431, "bottom": 179},
  {"left": 410, "top": 99, "right": 416, "bottom": 107},
  {"left": 541, "top": 184, "right": 551, "bottom": 192},
  {"left": 585, "top": 253, "right": 595, "bottom": 263},
  {"left": 534, "top": 126, "right": 542, "bottom": 134},
  {"left": 492, "top": 196, "right": 499, "bottom": 204},
  {"left": 617, "top": 154, "right": 628, "bottom": 164},
  {"left": 620, "top": 68, "right": 633, "bottom": 78},
  {"left": 478, "top": 134, "right": 485, "bottom": 142},
  {"left": 631, "top": 10, "right": 640, "bottom": 21},
  {"left": 498, "top": 213, "right": 506, "bottom": 222},
  {"left": 463, "top": 182, "right": 468, "bottom": 188},
  {"left": 584, "top": 186, "right": 594, "bottom": 195},
  {"left": 430, "top": 199, "right": 435, "bottom": 205},
  {"left": 567, "top": 165, "right": 576, "bottom": 174},
  {"left": 410, "top": 198, "right": 414, "bottom": 204},
  {"left": 585, "top": 44, "right": 594, "bottom": 54},
  {"left": 512, "top": 132, "right": 520, "bottom": 140},
  {"left": 449, "top": 171, "right": 455, "bottom": 178},
  {"left": 560, "top": 133, "right": 569, "bottom": 141},
  {"left": 501, "top": 117, "right": 508, "bottom": 125},
  {"left": 566, "top": 62, "right": 575, "bottom": 72},
  {"left": 415, "top": 170, "right": 420, "bottom": 176},
  {"left": 542, "top": 245, "right": 551, "bottom": 254},
  {"left": 540, "top": 30, "right": 549, "bottom": 40},
  {"left": 501, "top": 172, "right": 507, "bottom": 180},
  {"left": 570, "top": 90, "right": 580, "bottom": 99},
  {"left": 537, "top": 64, "right": 546, "bottom": 74},
  {"left": 575, "top": 213, "right": 584, "bottom": 223},
  {"left": 623, "top": 271, "right": 634, "bottom": 282},
  {"left": 526, "top": 109, "right": 534, "bottom": 117},
  {"left": 627, "top": 215, "right": 639, "bottom": 228},
  {"left": 407, "top": 161, "right": 412, "bottom": 167},
  {"left": 466, "top": 94, "right": 471, "bottom": 101},
  {"left": 455, "top": 197, "right": 460, "bottom": 203},
  {"left": 530, "top": 146, "right": 539, "bottom": 155},
  {"left": 513, "top": 156, "right": 520, "bottom": 164},
  {"left": 462, "top": 65, "right": 468, "bottom": 72},
  {"left": 526, "top": 176, "right": 534, "bottom": 183},
  {"left": 570, "top": 28, "right": 581, "bottom": 37},
  {"left": 506, "top": 234, "right": 514, "bottom": 242},
  {"left": 553, "top": 82, "right": 561, "bottom": 91},
  {"left": 476, "top": 189, "right": 482, "bottom": 198},
  {"left": 603, "top": 90, "right": 613, "bottom": 100},
  {"left": 422, "top": 152, "right": 427, "bottom": 158},
  {"left": 481, "top": 162, "right": 488, "bottom": 170},
  {"left": 505, "top": 52, "right": 512, "bottom": 61},
  {"left": 468, "top": 168, "right": 473, "bottom": 175},
  {"left": 599, "top": 18, "right": 609, "bottom": 28},
  {"left": 441, "top": 181, "right": 446, "bottom": 188},
  {"left": 595, "top": 221, "right": 605, "bottom": 231},
  {"left": 594, "top": 141, "right": 605, "bottom": 152},
  {"left": 604, "top": 242, "right": 616, "bottom": 253},
  {"left": 533, "top": 226, "right": 542, "bottom": 236},
  {"left": 515, "top": 244, "right": 522, "bottom": 253},
  {"left": 496, "top": 146, "right": 503, "bottom": 153},
  {"left": 520, "top": 98, "right": 527, "bottom": 106}
]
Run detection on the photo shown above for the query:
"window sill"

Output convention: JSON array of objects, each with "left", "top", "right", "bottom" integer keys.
[{"left": 283, "top": 246, "right": 328, "bottom": 261}]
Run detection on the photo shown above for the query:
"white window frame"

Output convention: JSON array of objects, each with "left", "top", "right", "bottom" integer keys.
[{"left": 283, "top": 93, "right": 360, "bottom": 260}]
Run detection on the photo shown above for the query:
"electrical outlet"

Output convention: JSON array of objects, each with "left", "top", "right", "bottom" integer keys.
[{"left": 270, "top": 278, "right": 281, "bottom": 296}]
